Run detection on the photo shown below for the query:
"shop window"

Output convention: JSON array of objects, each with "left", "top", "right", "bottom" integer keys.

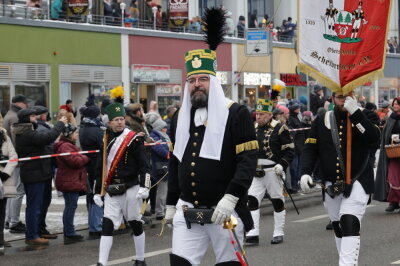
[
  {"left": 0, "top": 85, "right": 10, "bottom": 117},
  {"left": 245, "top": 87, "right": 256, "bottom": 108},
  {"left": 15, "top": 82, "right": 48, "bottom": 107}
]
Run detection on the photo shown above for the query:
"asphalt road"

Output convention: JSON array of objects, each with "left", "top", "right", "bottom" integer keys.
[{"left": 2, "top": 190, "right": 400, "bottom": 266}]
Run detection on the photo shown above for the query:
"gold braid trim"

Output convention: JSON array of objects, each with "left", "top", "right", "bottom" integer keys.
[
  {"left": 278, "top": 124, "right": 289, "bottom": 135},
  {"left": 305, "top": 138, "right": 317, "bottom": 144},
  {"left": 281, "top": 143, "right": 295, "bottom": 150},
  {"left": 236, "top": 140, "right": 259, "bottom": 154}
]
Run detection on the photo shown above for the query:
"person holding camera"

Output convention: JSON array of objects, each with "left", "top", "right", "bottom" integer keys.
[
  {"left": 244, "top": 98, "right": 294, "bottom": 246},
  {"left": 300, "top": 92, "right": 380, "bottom": 266},
  {"left": 93, "top": 102, "right": 151, "bottom": 266}
]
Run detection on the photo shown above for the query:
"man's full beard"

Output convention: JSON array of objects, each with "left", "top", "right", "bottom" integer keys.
[{"left": 191, "top": 88, "right": 208, "bottom": 109}]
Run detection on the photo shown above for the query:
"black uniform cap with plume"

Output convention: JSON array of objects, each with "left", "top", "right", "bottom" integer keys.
[{"left": 184, "top": 7, "right": 227, "bottom": 77}]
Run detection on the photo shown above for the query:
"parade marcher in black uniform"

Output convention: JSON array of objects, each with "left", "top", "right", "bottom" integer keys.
[
  {"left": 93, "top": 103, "right": 151, "bottom": 266},
  {"left": 164, "top": 8, "right": 258, "bottom": 266},
  {"left": 245, "top": 97, "right": 294, "bottom": 246},
  {"left": 300, "top": 93, "right": 380, "bottom": 265}
]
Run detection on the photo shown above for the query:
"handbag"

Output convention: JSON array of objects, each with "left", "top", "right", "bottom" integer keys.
[
  {"left": 385, "top": 140, "right": 400, "bottom": 159},
  {"left": 106, "top": 183, "right": 127, "bottom": 196},
  {"left": 182, "top": 205, "right": 214, "bottom": 229}
]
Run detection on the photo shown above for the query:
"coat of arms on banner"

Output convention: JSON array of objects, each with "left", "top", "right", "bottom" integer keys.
[
  {"left": 298, "top": 0, "right": 391, "bottom": 94},
  {"left": 322, "top": 1, "right": 368, "bottom": 43}
]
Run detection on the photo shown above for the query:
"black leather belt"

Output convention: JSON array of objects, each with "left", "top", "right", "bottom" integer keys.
[{"left": 257, "top": 164, "right": 276, "bottom": 169}]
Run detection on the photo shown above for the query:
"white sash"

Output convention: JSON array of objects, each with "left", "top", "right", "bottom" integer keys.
[{"left": 107, "top": 128, "right": 130, "bottom": 172}]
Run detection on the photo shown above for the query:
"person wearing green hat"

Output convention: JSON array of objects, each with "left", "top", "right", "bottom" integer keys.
[
  {"left": 164, "top": 8, "right": 258, "bottom": 266},
  {"left": 245, "top": 98, "right": 294, "bottom": 246},
  {"left": 93, "top": 102, "right": 151, "bottom": 266}
]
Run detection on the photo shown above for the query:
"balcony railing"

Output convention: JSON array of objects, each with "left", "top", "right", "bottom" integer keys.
[{"left": 0, "top": 4, "right": 301, "bottom": 44}]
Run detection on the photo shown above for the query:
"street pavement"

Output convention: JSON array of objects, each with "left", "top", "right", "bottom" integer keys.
[{"left": 2, "top": 188, "right": 400, "bottom": 266}]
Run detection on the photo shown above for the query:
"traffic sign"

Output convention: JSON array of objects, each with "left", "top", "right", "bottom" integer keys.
[{"left": 245, "top": 29, "right": 270, "bottom": 56}]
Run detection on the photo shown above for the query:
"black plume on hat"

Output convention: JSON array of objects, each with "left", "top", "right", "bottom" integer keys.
[
  {"left": 202, "top": 7, "right": 226, "bottom": 51},
  {"left": 17, "top": 109, "right": 36, "bottom": 123}
]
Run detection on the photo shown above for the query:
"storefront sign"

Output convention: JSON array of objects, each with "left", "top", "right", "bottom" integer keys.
[
  {"left": 156, "top": 84, "right": 181, "bottom": 95},
  {"left": 132, "top": 65, "right": 170, "bottom": 83},
  {"left": 67, "top": 0, "right": 89, "bottom": 16},
  {"left": 280, "top": 74, "right": 307, "bottom": 86},
  {"left": 168, "top": 0, "right": 189, "bottom": 28},
  {"left": 243, "top": 72, "right": 271, "bottom": 86}
]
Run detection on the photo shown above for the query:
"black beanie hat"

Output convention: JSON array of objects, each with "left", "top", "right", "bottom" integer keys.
[{"left": 81, "top": 105, "right": 101, "bottom": 118}]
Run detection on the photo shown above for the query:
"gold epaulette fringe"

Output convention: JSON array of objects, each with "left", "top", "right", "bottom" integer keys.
[{"left": 236, "top": 140, "right": 259, "bottom": 154}]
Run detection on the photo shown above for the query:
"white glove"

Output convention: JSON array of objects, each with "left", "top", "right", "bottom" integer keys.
[
  {"left": 344, "top": 96, "right": 359, "bottom": 115},
  {"left": 136, "top": 187, "right": 149, "bottom": 199},
  {"left": 300, "top": 175, "right": 313, "bottom": 192},
  {"left": 93, "top": 194, "right": 103, "bottom": 208},
  {"left": 273, "top": 164, "right": 284, "bottom": 177},
  {"left": 164, "top": 205, "right": 176, "bottom": 223},
  {"left": 211, "top": 194, "right": 239, "bottom": 225}
]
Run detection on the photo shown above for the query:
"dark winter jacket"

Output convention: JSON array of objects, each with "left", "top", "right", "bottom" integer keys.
[
  {"left": 149, "top": 130, "right": 170, "bottom": 182},
  {"left": 79, "top": 118, "right": 104, "bottom": 190},
  {"left": 54, "top": 138, "right": 89, "bottom": 193},
  {"left": 310, "top": 93, "right": 326, "bottom": 116},
  {"left": 288, "top": 111, "right": 306, "bottom": 154},
  {"left": 13, "top": 121, "right": 64, "bottom": 184}
]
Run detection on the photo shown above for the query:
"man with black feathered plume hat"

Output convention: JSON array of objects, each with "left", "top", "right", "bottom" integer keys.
[{"left": 164, "top": 7, "right": 258, "bottom": 266}]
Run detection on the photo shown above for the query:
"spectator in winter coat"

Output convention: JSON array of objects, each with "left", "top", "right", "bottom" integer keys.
[
  {"left": 55, "top": 124, "right": 89, "bottom": 244},
  {"left": 32, "top": 105, "right": 58, "bottom": 239},
  {"left": 13, "top": 109, "right": 67, "bottom": 246},
  {"left": 287, "top": 101, "right": 305, "bottom": 192},
  {"left": 149, "top": 119, "right": 170, "bottom": 220},
  {"left": 0, "top": 126, "right": 18, "bottom": 250},
  {"left": 237, "top": 15, "right": 246, "bottom": 38},
  {"left": 3, "top": 95, "right": 27, "bottom": 235},
  {"left": 310, "top": 85, "right": 326, "bottom": 115},
  {"left": 79, "top": 105, "right": 105, "bottom": 239}
]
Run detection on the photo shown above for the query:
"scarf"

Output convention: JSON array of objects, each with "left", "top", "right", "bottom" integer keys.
[{"left": 173, "top": 75, "right": 231, "bottom": 161}]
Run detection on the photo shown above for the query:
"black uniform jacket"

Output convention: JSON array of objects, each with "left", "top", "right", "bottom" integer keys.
[
  {"left": 167, "top": 103, "right": 258, "bottom": 232},
  {"left": 257, "top": 119, "right": 294, "bottom": 170},
  {"left": 301, "top": 108, "right": 380, "bottom": 194},
  {"left": 94, "top": 128, "right": 150, "bottom": 194}
]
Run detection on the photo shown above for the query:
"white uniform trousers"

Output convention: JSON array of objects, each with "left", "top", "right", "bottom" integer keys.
[
  {"left": 324, "top": 181, "right": 369, "bottom": 266},
  {"left": 103, "top": 185, "right": 142, "bottom": 229},
  {"left": 172, "top": 199, "right": 244, "bottom": 266},
  {"left": 247, "top": 168, "right": 285, "bottom": 238}
]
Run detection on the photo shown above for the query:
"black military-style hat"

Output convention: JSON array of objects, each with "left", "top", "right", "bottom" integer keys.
[
  {"left": 32, "top": 105, "right": 49, "bottom": 115},
  {"left": 17, "top": 109, "right": 36, "bottom": 123}
]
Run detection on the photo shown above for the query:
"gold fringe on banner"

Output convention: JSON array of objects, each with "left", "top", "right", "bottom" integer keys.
[{"left": 298, "top": 63, "right": 384, "bottom": 95}]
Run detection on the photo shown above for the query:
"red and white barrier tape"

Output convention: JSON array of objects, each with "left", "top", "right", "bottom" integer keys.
[
  {"left": 0, "top": 141, "right": 171, "bottom": 164},
  {"left": 0, "top": 150, "right": 99, "bottom": 164}
]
